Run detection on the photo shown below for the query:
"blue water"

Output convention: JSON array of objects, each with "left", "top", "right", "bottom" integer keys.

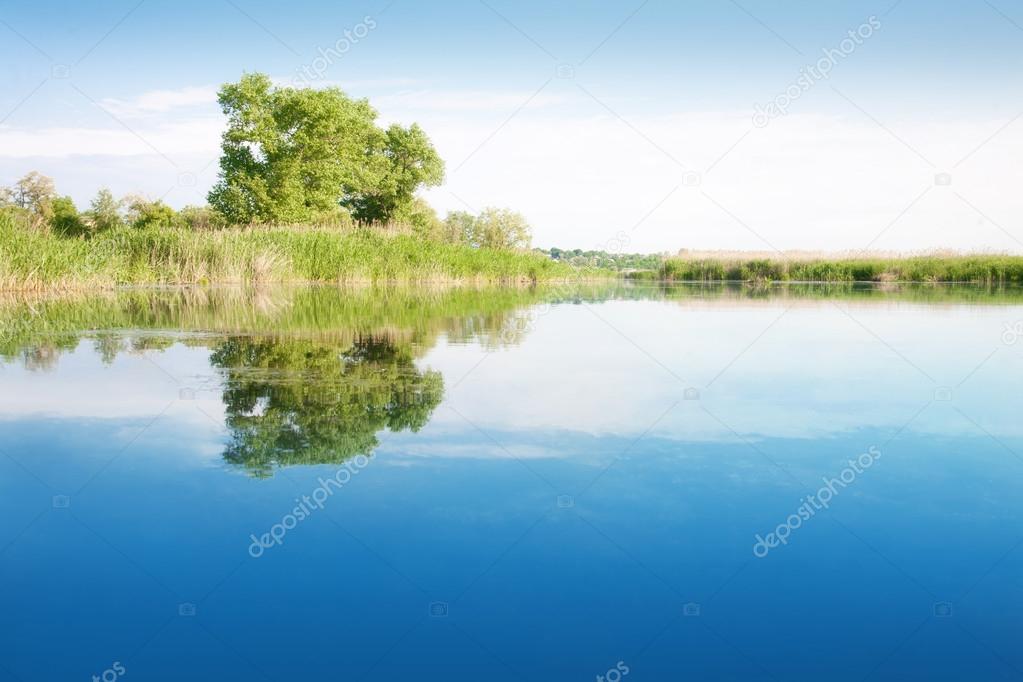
[{"left": 1, "top": 286, "right": 1021, "bottom": 681}]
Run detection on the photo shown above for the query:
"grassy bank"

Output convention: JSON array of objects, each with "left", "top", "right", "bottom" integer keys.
[
  {"left": 651, "top": 254, "right": 1023, "bottom": 284},
  {"left": 0, "top": 216, "right": 580, "bottom": 290}
]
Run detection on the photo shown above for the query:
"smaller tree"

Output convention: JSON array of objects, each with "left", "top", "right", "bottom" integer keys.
[
  {"left": 86, "top": 188, "right": 123, "bottom": 232},
  {"left": 13, "top": 171, "right": 56, "bottom": 212},
  {"left": 442, "top": 211, "right": 477, "bottom": 245},
  {"left": 393, "top": 197, "right": 444, "bottom": 241},
  {"left": 1, "top": 172, "right": 57, "bottom": 230},
  {"left": 463, "top": 207, "right": 532, "bottom": 250},
  {"left": 179, "top": 205, "right": 227, "bottom": 231},
  {"left": 50, "top": 196, "right": 86, "bottom": 236},
  {"left": 124, "top": 194, "right": 179, "bottom": 228}
]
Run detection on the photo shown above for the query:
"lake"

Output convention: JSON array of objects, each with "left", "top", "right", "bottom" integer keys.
[{"left": 1, "top": 283, "right": 1021, "bottom": 681}]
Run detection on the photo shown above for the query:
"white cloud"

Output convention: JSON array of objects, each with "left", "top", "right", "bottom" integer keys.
[
  {"left": 273, "top": 76, "right": 428, "bottom": 92},
  {"left": 372, "top": 89, "right": 571, "bottom": 113},
  {"left": 411, "top": 107, "right": 1023, "bottom": 253},
  {"left": 100, "top": 85, "right": 219, "bottom": 118},
  {"left": 0, "top": 118, "right": 221, "bottom": 158}
]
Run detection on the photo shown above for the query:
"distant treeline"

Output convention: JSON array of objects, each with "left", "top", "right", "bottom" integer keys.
[{"left": 540, "top": 247, "right": 664, "bottom": 271}]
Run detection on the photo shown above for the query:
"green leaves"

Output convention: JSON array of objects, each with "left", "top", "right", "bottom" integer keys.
[
  {"left": 208, "top": 73, "right": 444, "bottom": 225},
  {"left": 445, "top": 207, "right": 533, "bottom": 250}
]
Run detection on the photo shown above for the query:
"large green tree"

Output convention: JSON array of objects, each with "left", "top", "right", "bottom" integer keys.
[{"left": 208, "top": 73, "right": 443, "bottom": 225}]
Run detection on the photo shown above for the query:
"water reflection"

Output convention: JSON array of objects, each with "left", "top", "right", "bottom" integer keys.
[
  {"left": 2, "top": 283, "right": 1022, "bottom": 680},
  {"left": 2, "top": 282, "right": 1022, "bottom": 473},
  {"left": 0, "top": 285, "right": 552, "bottom": 476},
  {"left": 212, "top": 336, "right": 443, "bottom": 477}
]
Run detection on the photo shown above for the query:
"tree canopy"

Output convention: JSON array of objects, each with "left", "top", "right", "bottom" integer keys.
[
  {"left": 208, "top": 73, "right": 444, "bottom": 225},
  {"left": 445, "top": 207, "right": 532, "bottom": 250}
]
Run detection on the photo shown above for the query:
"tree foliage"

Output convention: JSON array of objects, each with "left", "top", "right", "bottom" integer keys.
[
  {"left": 50, "top": 196, "right": 85, "bottom": 236},
  {"left": 1, "top": 172, "right": 57, "bottom": 230},
  {"left": 123, "top": 195, "right": 178, "bottom": 228},
  {"left": 207, "top": 73, "right": 443, "bottom": 225},
  {"left": 12, "top": 171, "right": 56, "bottom": 212},
  {"left": 445, "top": 207, "right": 532, "bottom": 250},
  {"left": 87, "top": 188, "right": 123, "bottom": 232}
]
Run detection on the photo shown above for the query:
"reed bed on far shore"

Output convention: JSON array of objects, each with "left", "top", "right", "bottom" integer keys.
[{"left": 650, "top": 251, "right": 1023, "bottom": 284}]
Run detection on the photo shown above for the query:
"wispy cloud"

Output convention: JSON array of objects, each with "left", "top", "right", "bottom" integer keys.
[
  {"left": 372, "top": 88, "right": 571, "bottom": 113},
  {"left": 0, "top": 119, "right": 220, "bottom": 158},
  {"left": 99, "top": 85, "right": 218, "bottom": 118}
]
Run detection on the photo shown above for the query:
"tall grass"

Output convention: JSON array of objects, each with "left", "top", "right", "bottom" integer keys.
[
  {"left": 656, "top": 254, "right": 1023, "bottom": 284},
  {"left": 0, "top": 216, "right": 579, "bottom": 290}
]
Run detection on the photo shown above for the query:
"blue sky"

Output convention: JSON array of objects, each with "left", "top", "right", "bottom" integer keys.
[{"left": 3, "top": 0, "right": 1023, "bottom": 251}]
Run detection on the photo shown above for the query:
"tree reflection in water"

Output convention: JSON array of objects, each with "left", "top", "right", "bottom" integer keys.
[{"left": 210, "top": 335, "right": 444, "bottom": 478}]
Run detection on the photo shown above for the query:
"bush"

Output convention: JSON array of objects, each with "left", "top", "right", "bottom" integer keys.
[
  {"left": 179, "top": 205, "right": 227, "bottom": 231},
  {"left": 50, "top": 196, "right": 86, "bottom": 237},
  {"left": 443, "top": 207, "right": 532, "bottom": 250},
  {"left": 124, "top": 195, "right": 179, "bottom": 229},
  {"left": 86, "top": 188, "right": 124, "bottom": 233},
  {"left": 395, "top": 197, "right": 444, "bottom": 241}
]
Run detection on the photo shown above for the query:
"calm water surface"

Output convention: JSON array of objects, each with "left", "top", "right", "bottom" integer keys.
[{"left": 1, "top": 284, "right": 1021, "bottom": 681}]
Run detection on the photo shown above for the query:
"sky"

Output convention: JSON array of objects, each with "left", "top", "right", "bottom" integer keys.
[{"left": 2, "top": 0, "right": 1023, "bottom": 253}]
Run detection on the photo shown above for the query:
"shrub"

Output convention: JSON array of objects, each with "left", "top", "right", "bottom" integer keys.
[
  {"left": 50, "top": 196, "right": 86, "bottom": 237},
  {"left": 124, "top": 195, "right": 179, "bottom": 229},
  {"left": 179, "top": 205, "right": 227, "bottom": 231},
  {"left": 86, "top": 188, "right": 124, "bottom": 233}
]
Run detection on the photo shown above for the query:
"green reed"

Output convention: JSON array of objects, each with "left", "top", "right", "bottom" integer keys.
[
  {"left": 655, "top": 255, "right": 1023, "bottom": 284},
  {"left": 0, "top": 217, "right": 579, "bottom": 290}
]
